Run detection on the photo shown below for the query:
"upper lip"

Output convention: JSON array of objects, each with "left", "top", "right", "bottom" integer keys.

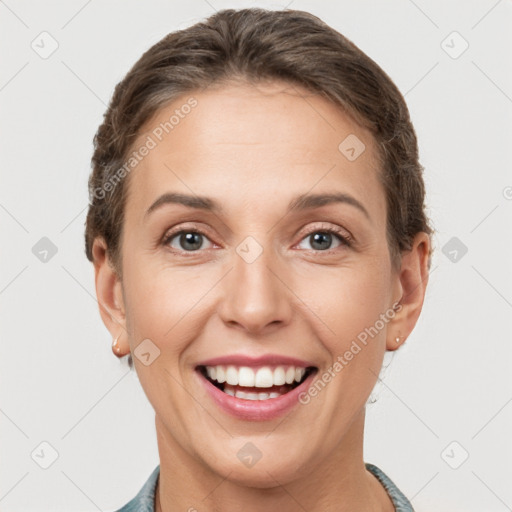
[{"left": 196, "top": 354, "right": 317, "bottom": 368}]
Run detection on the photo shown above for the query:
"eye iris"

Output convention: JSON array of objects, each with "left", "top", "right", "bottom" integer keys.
[
  {"left": 180, "top": 232, "right": 202, "bottom": 251},
  {"left": 310, "top": 232, "right": 332, "bottom": 250}
]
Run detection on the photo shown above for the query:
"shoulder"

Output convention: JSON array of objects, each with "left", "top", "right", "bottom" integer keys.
[
  {"left": 365, "top": 462, "right": 415, "bottom": 512},
  {"left": 114, "top": 465, "right": 160, "bottom": 512}
]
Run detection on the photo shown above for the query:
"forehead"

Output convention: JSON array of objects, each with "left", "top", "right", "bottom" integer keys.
[{"left": 125, "top": 81, "right": 385, "bottom": 224}]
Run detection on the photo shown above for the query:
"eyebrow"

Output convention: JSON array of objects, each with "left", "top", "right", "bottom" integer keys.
[
  {"left": 288, "top": 192, "right": 370, "bottom": 219},
  {"left": 144, "top": 191, "right": 370, "bottom": 220}
]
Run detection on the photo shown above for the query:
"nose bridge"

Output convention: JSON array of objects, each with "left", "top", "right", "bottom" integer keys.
[{"left": 218, "top": 233, "right": 291, "bottom": 332}]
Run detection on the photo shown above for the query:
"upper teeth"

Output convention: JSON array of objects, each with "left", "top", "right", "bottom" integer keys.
[{"left": 205, "top": 365, "right": 307, "bottom": 388}]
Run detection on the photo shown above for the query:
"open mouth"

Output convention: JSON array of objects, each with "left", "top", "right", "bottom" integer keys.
[{"left": 197, "top": 365, "right": 317, "bottom": 401}]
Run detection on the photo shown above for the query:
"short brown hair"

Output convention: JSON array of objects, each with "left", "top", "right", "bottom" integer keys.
[{"left": 85, "top": 7, "right": 433, "bottom": 277}]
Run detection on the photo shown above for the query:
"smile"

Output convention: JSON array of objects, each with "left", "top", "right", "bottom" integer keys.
[
  {"left": 198, "top": 364, "right": 316, "bottom": 401},
  {"left": 194, "top": 355, "right": 319, "bottom": 421}
]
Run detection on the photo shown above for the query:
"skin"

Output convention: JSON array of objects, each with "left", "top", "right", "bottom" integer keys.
[{"left": 92, "top": 80, "right": 430, "bottom": 512}]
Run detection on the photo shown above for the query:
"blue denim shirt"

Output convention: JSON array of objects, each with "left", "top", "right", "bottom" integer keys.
[{"left": 115, "top": 463, "right": 414, "bottom": 511}]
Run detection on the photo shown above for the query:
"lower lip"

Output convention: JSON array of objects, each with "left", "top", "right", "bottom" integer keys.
[{"left": 195, "top": 368, "right": 317, "bottom": 421}]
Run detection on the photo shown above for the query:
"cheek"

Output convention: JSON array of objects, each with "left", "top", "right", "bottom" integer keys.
[
  {"left": 293, "top": 262, "right": 392, "bottom": 400},
  {"left": 122, "top": 258, "right": 212, "bottom": 349},
  {"left": 295, "top": 259, "right": 391, "bottom": 342}
]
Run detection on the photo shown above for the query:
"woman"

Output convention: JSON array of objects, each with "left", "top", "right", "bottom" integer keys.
[{"left": 85, "top": 8, "right": 432, "bottom": 511}]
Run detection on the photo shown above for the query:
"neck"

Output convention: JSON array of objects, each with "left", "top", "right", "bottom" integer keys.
[{"left": 154, "top": 409, "right": 394, "bottom": 512}]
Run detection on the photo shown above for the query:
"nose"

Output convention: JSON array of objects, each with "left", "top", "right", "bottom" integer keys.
[{"left": 216, "top": 241, "right": 293, "bottom": 334}]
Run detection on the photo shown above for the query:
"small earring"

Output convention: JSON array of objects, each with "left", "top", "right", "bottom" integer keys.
[
  {"left": 112, "top": 334, "right": 122, "bottom": 356},
  {"left": 395, "top": 335, "right": 401, "bottom": 344}
]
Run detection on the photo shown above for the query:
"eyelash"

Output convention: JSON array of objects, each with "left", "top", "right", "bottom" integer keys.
[
  {"left": 301, "top": 225, "right": 353, "bottom": 251},
  {"left": 162, "top": 223, "right": 352, "bottom": 255}
]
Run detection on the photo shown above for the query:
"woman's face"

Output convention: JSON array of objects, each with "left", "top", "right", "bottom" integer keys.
[{"left": 95, "top": 80, "right": 427, "bottom": 486}]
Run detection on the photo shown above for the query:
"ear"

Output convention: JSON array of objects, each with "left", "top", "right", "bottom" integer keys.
[
  {"left": 386, "top": 232, "right": 431, "bottom": 351},
  {"left": 91, "top": 237, "right": 130, "bottom": 356}
]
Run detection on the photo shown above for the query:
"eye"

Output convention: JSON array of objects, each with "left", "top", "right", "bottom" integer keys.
[
  {"left": 296, "top": 226, "right": 352, "bottom": 252},
  {"left": 162, "top": 224, "right": 352, "bottom": 254},
  {"left": 163, "top": 229, "right": 214, "bottom": 252}
]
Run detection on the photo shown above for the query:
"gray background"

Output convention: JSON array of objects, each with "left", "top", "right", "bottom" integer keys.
[{"left": 1, "top": 1, "right": 511, "bottom": 510}]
